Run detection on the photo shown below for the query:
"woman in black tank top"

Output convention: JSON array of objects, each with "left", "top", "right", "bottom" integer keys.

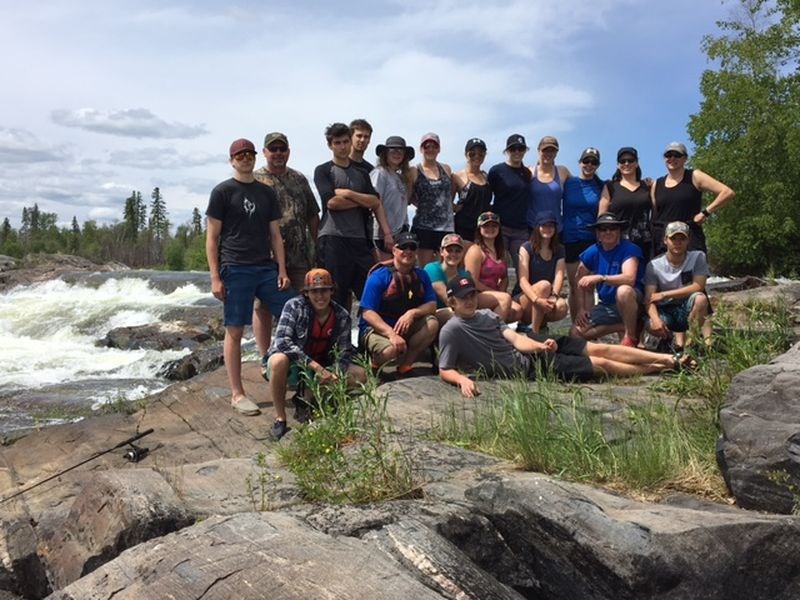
[{"left": 652, "top": 142, "right": 735, "bottom": 254}]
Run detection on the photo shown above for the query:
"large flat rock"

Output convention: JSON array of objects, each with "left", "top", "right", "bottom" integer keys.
[{"left": 49, "top": 512, "right": 444, "bottom": 600}]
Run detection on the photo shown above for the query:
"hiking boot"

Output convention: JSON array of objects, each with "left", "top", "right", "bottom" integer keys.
[{"left": 270, "top": 419, "right": 290, "bottom": 441}]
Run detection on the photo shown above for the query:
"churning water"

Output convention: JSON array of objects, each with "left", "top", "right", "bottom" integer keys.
[{"left": 0, "top": 273, "right": 214, "bottom": 433}]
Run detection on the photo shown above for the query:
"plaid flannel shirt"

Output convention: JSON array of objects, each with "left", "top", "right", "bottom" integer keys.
[{"left": 266, "top": 295, "right": 355, "bottom": 372}]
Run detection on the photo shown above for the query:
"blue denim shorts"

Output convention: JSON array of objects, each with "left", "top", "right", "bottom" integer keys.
[
  {"left": 220, "top": 264, "right": 296, "bottom": 326},
  {"left": 589, "top": 303, "right": 623, "bottom": 327},
  {"left": 654, "top": 292, "right": 704, "bottom": 333}
]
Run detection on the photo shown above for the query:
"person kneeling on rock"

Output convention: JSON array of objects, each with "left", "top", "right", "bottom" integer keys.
[
  {"left": 263, "top": 268, "right": 366, "bottom": 440},
  {"left": 439, "top": 275, "right": 690, "bottom": 398}
]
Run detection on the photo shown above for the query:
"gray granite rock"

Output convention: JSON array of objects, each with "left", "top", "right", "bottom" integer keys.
[
  {"left": 718, "top": 341, "right": 800, "bottom": 513},
  {"left": 39, "top": 469, "right": 194, "bottom": 590},
  {"left": 49, "top": 512, "right": 444, "bottom": 600}
]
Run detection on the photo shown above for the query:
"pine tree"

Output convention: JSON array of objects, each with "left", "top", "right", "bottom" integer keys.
[
  {"left": 123, "top": 191, "right": 139, "bottom": 240},
  {"left": 0, "top": 217, "right": 11, "bottom": 245},
  {"left": 149, "top": 187, "right": 169, "bottom": 242},
  {"left": 70, "top": 216, "right": 80, "bottom": 253},
  {"left": 191, "top": 207, "right": 203, "bottom": 235}
]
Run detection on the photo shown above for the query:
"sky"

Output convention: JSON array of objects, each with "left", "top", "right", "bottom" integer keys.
[{"left": 0, "top": 0, "right": 737, "bottom": 230}]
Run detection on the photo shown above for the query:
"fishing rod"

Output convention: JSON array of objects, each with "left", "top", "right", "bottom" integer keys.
[{"left": 0, "top": 428, "right": 154, "bottom": 504}]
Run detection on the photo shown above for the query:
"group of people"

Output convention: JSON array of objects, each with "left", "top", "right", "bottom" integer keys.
[{"left": 205, "top": 121, "right": 735, "bottom": 439}]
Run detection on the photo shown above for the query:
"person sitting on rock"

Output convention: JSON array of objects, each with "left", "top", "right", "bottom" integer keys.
[
  {"left": 571, "top": 212, "right": 645, "bottom": 347},
  {"left": 440, "top": 275, "right": 685, "bottom": 398},
  {"left": 423, "top": 232, "right": 470, "bottom": 327},
  {"left": 264, "top": 268, "right": 366, "bottom": 439},
  {"left": 644, "top": 221, "right": 712, "bottom": 351},
  {"left": 359, "top": 231, "right": 439, "bottom": 375}
]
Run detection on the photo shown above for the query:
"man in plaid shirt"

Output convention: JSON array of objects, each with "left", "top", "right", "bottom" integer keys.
[{"left": 263, "top": 268, "right": 366, "bottom": 439}]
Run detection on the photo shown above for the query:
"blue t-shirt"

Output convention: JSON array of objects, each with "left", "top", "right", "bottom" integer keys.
[
  {"left": 487, "top": 162, "right": 530, "bottom": 228},
  {"left": 579, "top": 241, "right": 645, "bottom": 305},
  {"left": 423, "top": 261, "right": 468, "bottom": 308},
  {"left": 562, "top": 176, "right": 602, "bottom": 244},
  {"left": 358, "top": 266, "right": 436, "bottom": 335}
]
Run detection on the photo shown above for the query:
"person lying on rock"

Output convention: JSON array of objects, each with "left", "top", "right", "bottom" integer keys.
[
  {"left": 263, "top": 268, "right": 366, "bottom": 439},
  {"left": 439, "top": 275, "right": 690, "bottom": 398}
]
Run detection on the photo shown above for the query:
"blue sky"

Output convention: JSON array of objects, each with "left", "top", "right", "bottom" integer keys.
[{"left": 0, "top": 0, "right": 736, "bottom": 229}]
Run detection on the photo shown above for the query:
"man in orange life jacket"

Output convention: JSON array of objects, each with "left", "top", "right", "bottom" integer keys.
[
  {"left": 264, "top": 268, "right": 366, "bottom": 440},
  {"left": 358, "top": 231, "right": 439, "bottom": 374}
]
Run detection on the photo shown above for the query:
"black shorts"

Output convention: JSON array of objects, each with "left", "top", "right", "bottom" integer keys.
[
  {"left": 564, "top": 239, "right": 594, "bottom": 263},
  {"left": 412, "top": 228, "right": 449, "bottom": 251},
  {"left": 317, "top": 235, "right": 375, "bottom": 306},
  {"left": 527, "top": 333, "right": 594, "bottom": 382}
]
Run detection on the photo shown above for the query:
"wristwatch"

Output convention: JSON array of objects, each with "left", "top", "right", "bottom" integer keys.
[
  {"left": 702, "top": 208, "right": 711, "bottom": 217},
  {"left": 601, "top": 275, "right": 608, "bottom": 283}
]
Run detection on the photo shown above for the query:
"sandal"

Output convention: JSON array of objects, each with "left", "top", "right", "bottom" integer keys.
[
  {"left": 231, "top": 396, "right": 261, "bottom": 416},
  {"left": 672, "top": 352, "right": 698, "bottom": 372}
]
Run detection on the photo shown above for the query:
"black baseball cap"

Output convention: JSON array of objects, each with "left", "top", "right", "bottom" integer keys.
[
  {"left": 447, "top": 275, "right": 478, "bottom": 298},
  {"left": 394, "top": 231, "right": 419, "bottom": 249}
]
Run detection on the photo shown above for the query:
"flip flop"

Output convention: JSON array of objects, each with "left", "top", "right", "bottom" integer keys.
[
  {"left": 231, "top": 396, "right": 261, "bottom": 416},
  {"left": 672, "top": 352, "right": 698, "bottom": 373}
]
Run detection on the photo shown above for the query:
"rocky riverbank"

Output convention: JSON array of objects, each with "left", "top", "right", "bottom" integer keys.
[
  {"left": 1, "top": 341, "right": 800, "bottom": 598},
  {"left": 3, "top": 257, "right": 800, "bottom": 598}
]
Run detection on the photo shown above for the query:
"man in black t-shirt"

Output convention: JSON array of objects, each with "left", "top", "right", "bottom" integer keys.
[
  {"left": 313, "top": 122, "right": 392, "bottom": 309},
  {"left": 206, "top": 138, "right": 294, "bottom": 417}
]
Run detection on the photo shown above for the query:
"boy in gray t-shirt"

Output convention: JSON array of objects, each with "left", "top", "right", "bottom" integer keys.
[
  {"left": 440, "top": 275, "right": 685, "bottom": 398},
  {"left": 644, "top": 221, "right": 712, "bottom": 348}
]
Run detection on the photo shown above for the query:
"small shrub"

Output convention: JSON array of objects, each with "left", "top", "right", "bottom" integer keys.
[{"left": 278, "top": 362, "right": 419, "bottom": 504}]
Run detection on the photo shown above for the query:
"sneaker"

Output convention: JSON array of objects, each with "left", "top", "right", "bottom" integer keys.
[
  {"left": 516, "top": 323, "right": 532, "bottom": 334},
  {"left": 396, "top": 363, "right": 414, "bottom": 376},
  {"left": 620, "top": 336, "right": 638, "bottom": 348},
  {"left": 270, "top": 419, "right": 290, "bottom": 441}
]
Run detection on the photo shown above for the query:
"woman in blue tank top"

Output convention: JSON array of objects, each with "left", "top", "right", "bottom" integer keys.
[
  {"left": 528, "top": 136, "right": 571, "bottom": 230},
  {"left": 562, "top": 147, "right": 604, "bottom": 320}
]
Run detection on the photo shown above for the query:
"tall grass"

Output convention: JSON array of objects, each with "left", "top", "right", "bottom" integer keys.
[
  {"left": 277, "top": 360, "right": 419, "bottom": 504},
  {"left": 432, "top": 299, "right": 793, "bottom": 498}
]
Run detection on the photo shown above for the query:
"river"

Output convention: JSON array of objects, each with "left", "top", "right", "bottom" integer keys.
[{"left": 0, "top": 270, "right": 239, "bottom": 434}]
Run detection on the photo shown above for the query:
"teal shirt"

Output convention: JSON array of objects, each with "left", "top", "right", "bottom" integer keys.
[{"left": 424, "top": 261, "right": 468, "bottom": 308}]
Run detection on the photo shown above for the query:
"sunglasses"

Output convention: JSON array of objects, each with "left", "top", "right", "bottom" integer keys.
[
  {"left": 267, "top": 145, "right": 288, "bottom": 153},
  {"left": 597, "top": 226, "right": 618, "bottom": 232},
  {"left": 444, "top": 245, "right": 463, "bottom": 253},
  {"left": 233, "top": 151, "right": 255, "bottom": 160},
  {"left": 618, "top": 158, "right": 637, "bottom": 165},
  {"left": 396, "top": 244, "right": 418, "bottom": 251},
  {"left": 581, "top": 159, "right": 599, "bottom": 166},
  {"left": 664, "top": 152, "right": 685, "bottom": 159},
  {"left": 468, "top": 149, "right": 486, "bottom": 157},
  {"left": 507, "top": 145, "right": 526, "bottom": 152}
]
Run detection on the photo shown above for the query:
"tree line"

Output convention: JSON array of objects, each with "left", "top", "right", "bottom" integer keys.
[
  {"left": 0, "top": 188, "right": 209, "bottom": 271},
  {"left": 1, "top": 0, "right": 797, "bottom": 276}
]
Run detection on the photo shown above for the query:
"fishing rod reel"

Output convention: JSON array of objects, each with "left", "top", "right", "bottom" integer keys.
[{"left": 123, "top": 443, "right": 149, "bottom": 463}]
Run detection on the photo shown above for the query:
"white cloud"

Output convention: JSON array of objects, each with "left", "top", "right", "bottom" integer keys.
[
  {"left": 0, "top": 128, "right": 71, "bottom": 163},
  {"left": 51, "top": 108, "right": 208, "bottom": 139},
  {"left": 108, "top": 148, "right": 221, "bottom": 169}
]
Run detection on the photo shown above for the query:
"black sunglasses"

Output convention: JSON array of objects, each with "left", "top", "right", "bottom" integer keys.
[
  {"left": 267, "top": 146, "right": 288, "bottom": 153},
  {"left": 581, "top": 159, "right": 599, "bottom": 166},
  {"left": 664, "top": 152, "right": 685, "bottom": 159},
  {"left": 396, "top": 243, "right": 418, "bottom": 251},
  {"left": 618, "top": 158, "right": 637, "bottom": 165}
]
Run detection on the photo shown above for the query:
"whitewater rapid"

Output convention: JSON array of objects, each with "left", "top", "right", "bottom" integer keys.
[{"left": 0, "top": 275, "right": 215, "bottom": 431}]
